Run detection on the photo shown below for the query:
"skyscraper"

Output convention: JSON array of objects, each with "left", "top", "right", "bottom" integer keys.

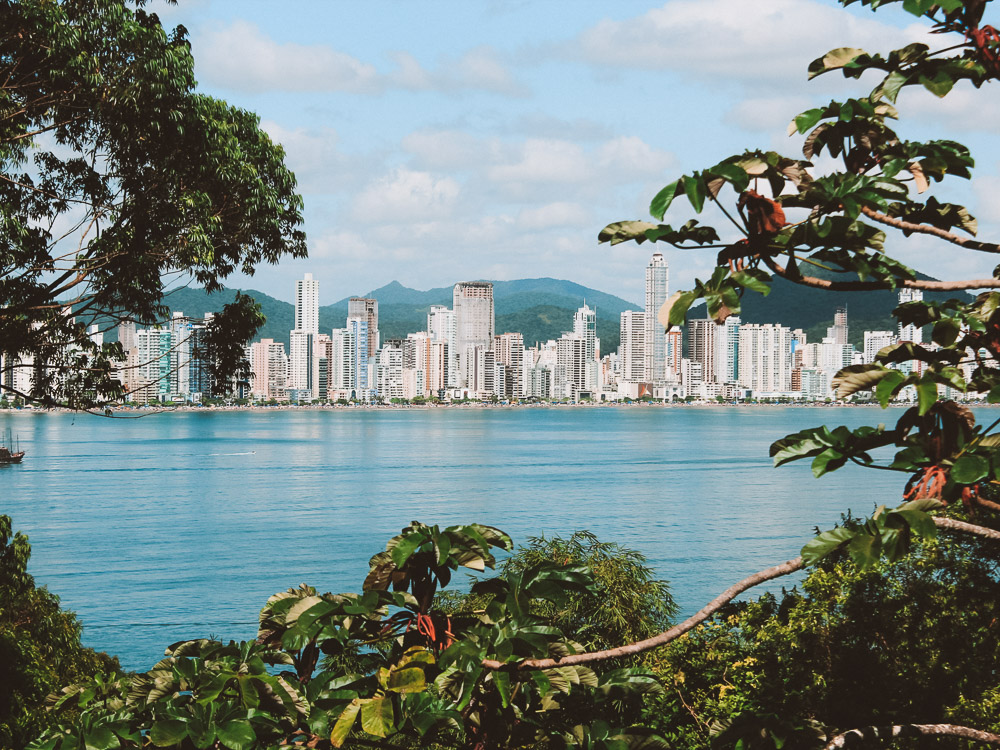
[
  {"left": 689, "top": 318, "right": 716, "bottom": 383},
  {"left": 573, "top": 303, "right": 597, "bottom": 362},
  {"left": 494, "top": 332, "right": 525, "bottom": 399},
  {"left": 295, "top": 273, "right": 319, "bottom": 333},
  {"left": 898, "top": 288, "right": 924, "bottom": 343},
  {"left": 454, "top": 282, "right": 494, "bottom": 386},
  {"left": 427, "top": 304, "right": 457, "bottom": 387},
  {"left": 644, "top": 253, "right": 669, "bottom": 382},
  {"left": 348, "top": 297, "right": 379, "bottom": 357},
  {"left": 619, "top": 310, "right": 646, "bottom": 382}
]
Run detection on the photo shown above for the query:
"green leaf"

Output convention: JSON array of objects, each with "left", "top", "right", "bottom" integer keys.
[
  {"left": 84, "top": 727, "right": 118, "bottom": 750},
  {"left": 916, "top": 380, "right": 938, "bottom": 415},
  {"left": 878, "top": 70, "right": 909, "bottom": 103},
  {"left": 330, "top": 701, "right": 360, "bottom": 748},
  {"left": 951, "top": 454, "right": 989, "bottom": 484},
  {"left": 360, "top": 696, "right": 395, "bottom": 738},
  {"left": 875, "top": 370, "right": 906, "bottom": 407},
  {"left": 391, "top": 533, "right": 425, "bottom": 568},
  {"left": 801, "top": 526, "right": 854, "bottom": 565},
  {"left": 683, "top": 174, "right": 707, "bottom": 213},
  {"left": 649, "top": 180, "right": 680, "bottom": 220},
  {"left": 847, "top": 531, "right": 882, "bottom": 569},
  {"left": 789, "top": 108, "right": 824, "bottom": 136},
  {"left": 811, "top": 448, "right": 846, "bottom": 478},
  {"left": 149, "top": 720, "right": 188, "bottom": 748},
  {"left": 216, "top": 720, "right": 256, "bottom": 750},
  {"left": 731, "top": 271, "right": 771, "bottom": 296},
  {"left": 660, "top": 290, "right": 699, "bottom": 328},
  {"left": 386, "top": 667, "right": 426, "bottom": 693}
]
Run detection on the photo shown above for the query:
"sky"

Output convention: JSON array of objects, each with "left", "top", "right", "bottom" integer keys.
[{"left": 155, "top": 0, "right": 1000, "bottom": 307}]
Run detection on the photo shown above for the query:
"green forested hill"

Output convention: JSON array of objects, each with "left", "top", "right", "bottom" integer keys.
[
  {"left": 150, "top": 272, "right": 949, "bottom": 355},
  {"left": 153, "top": 279, "right": 640, "bottom": 353}
]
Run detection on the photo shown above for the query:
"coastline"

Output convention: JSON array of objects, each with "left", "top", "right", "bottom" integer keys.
[{"left": 2, "top": 400, "right": 990, "bottom": 415}]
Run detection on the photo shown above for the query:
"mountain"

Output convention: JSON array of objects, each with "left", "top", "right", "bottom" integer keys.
[
  {"left": 151, "top": 273, "right": 955, "bottom": 355},
  {"left": 153, "top": 279, "right": 641, "bottom": 353},
  {"left": 732, "top": 270, "right": 967, "bottom": 348}
]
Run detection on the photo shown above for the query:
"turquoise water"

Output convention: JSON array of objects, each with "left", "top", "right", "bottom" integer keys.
[{"left": 2, "top": 406, "right": 919, "bottom": 671}]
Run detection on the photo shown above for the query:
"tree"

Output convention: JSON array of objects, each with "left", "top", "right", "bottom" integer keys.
[
  {"left": 30, "top": 522, "right": 671, "bottom": 750},
  {"left": 0, "top": 0, "right": 306, "bottom": 411},
  {"left": 0, "top": 516, "right": 119, "bottom": 749},
  {"left": 595, "top": 0, "right": 1000, "bottom": 743}
]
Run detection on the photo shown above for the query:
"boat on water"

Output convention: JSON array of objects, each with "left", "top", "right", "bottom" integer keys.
[{"left": 0, "top": 429, "right": 24, "bottom": 464}]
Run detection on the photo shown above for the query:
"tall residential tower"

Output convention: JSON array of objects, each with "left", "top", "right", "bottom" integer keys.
[{"left": 644, "top": 253, "right": 669, "bottom": 382}]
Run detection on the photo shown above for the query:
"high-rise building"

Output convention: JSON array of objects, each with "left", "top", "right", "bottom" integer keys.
[
  {"left": 713, "top": 316, "right": 740, "bottom": 384},
  {"left": 427, "top": 305, "right": 457, "bottom": 387},
  {"left": 249, "top": 338, "right": 288, "bottom": 401},
  {"left": 689, "top": 319, "right": 716, "bottom": 383},
  {"left": 573, "top": 304, "right": 597, "bottom": 362},
  {"left": 348, "top": 297, "right": 379, "bottom": 357},
  {"left": 644, "top": 252, "right": 669, "bottom": 382},
  {"left": 619, "top": 310, "right": 646, "bottom": 382},
  {"left": 737, "top": 323, "right": 793, "bottom": 393},
  {"left": 454, "top": 282, "right": 494, "bottom": 386},
  {"left": 348, "top": 317, "right": 369, "bottom": 394},
  {"left": 828, "top": 306, "right": 848, "bottom": 346},
  {"left": 494, "top": 332, "right": 525, "bottom": 399},
  {"left": 288, "top": 330, "right": 316, "bottom": 397},
  {"left": 295, "top": 273, "right": 319, "bottom": 333},
  {"left": 666, "top": 329, "right": 682, "bottom": 377},
  {"left": 864, "top": 330, "right": 895, "bottom": 363},
  {"left": 898, "top": 288, "right": 924, "bottom": 343}
]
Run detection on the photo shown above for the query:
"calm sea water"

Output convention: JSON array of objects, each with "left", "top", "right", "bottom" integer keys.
[{"left": 1, "top": 406, "right": 928, "bottom": 671}]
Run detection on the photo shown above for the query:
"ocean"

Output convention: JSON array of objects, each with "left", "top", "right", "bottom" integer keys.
[{"left": 1, "top": 405, "right": 919, "bottom": 671}]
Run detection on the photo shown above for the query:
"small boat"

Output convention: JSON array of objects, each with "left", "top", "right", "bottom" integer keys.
[{"left": 0, "top": 429, "right": 24, "bottom": 464}]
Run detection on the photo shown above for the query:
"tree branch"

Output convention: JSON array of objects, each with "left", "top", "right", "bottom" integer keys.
[
  {"left": 933, "top": 516, "right": 1000, "bottom": 541},
  {"left": 825, "top": 723, "right": 1000, "bottom": 749},
  {"left": 477, "top": 516, "right": 1000, "bottom": 672},
  {"left": 860, "top": 206, "right": 1000, "bottom": 254},
  {"left": 481, "top": 556, "right": 804, "bottom": 670},
  {"left": 762, "top": 255, "right": 1000, "bottom": 292}
]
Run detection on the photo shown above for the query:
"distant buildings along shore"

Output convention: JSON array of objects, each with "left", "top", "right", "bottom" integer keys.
[{"left": 1, "top": 259, "right": 979, "bottom": 405}]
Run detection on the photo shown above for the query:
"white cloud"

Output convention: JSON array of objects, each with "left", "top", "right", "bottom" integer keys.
[
  {"left": 725, "top": 96, "right": 812, "bottom": 132},
  {"left": 487, "top": 139, "right": 592, "bottom": 185},
  {"left": 196, "top": 21, "right": 381, "bottom": 93},
  {"left": 596, "top": 136, "right": 676, "bottom": 176},
  {"left": 401, "top": 130, "right": 499, "bottom": 171},
  {"left": 570, "top": 0, "right": 930, "bottom": 87},
  {"left": 974, "top": 175, "right": 1000, "bottom": 224},
  {"left": 518, "top": 202, "right": 591, "bottom": 230},
  {"left": 196, "top": 23, "right": 524, "bottom": 96},
  {"left": 900, "top": 85, "right": 1000, "bottom": 133},
  {"left": 351, "top": 168, "right": 461, "bottom": 223}
]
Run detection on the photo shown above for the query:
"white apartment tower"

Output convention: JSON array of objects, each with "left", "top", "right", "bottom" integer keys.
[
  {"left": 619, "top": 310, "right": 646, "bottom": 382},
  {"left": 295, "top": 273, "right": 319, "bottom": 333},
  {"left": 644, "top": 252, "right": 669, "bottom": 382},
  {"left": 573, "top": 304, "right": 597, "bottom": 362},
  {"left": 454, "top": 282, "right": 494, "bottom": 386},
  {"left": 898, "top": 288, "right": 924, "bottom": 343},
  {"left": 427, "top": 305, "right": 457, "bottom": 387},
  {"left": 348, "top": 297, "right": 379, "bottom": 357},
  {"left": 864, "top": 330, "right": 896, "bottom": 363}
]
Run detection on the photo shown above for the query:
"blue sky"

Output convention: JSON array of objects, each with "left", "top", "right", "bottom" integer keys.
[{"left": 157, "top": 0, "right": 1000, "bottom": 306}]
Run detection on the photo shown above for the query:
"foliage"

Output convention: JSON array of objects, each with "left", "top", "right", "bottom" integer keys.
[
  {"left": 601, "top": 0, "right": 1000, "bottom": 575},
  {"left": 0, "top": 516, "right": 120, "bottom": 749},
  {"left": 0, "top": 0, "right": 306, "bottom": 410},
  {"left": 31, "top": 523, "right": 670, "bottom": 750},
  {"left": 643, "top": 526, "right": 1000, "bottom": 749}
]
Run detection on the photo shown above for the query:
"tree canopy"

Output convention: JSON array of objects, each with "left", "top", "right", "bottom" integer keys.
[
  {"left": 0, "top": 0, "right": 306, "bottom": 409},
  {"left": 14, "top": 0, "right": 1000, "bottom": 748}
]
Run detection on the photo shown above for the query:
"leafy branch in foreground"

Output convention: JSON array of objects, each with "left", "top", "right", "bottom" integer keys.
[{"left": 1, "top": 0, "right": 306, "bottom": 411}]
